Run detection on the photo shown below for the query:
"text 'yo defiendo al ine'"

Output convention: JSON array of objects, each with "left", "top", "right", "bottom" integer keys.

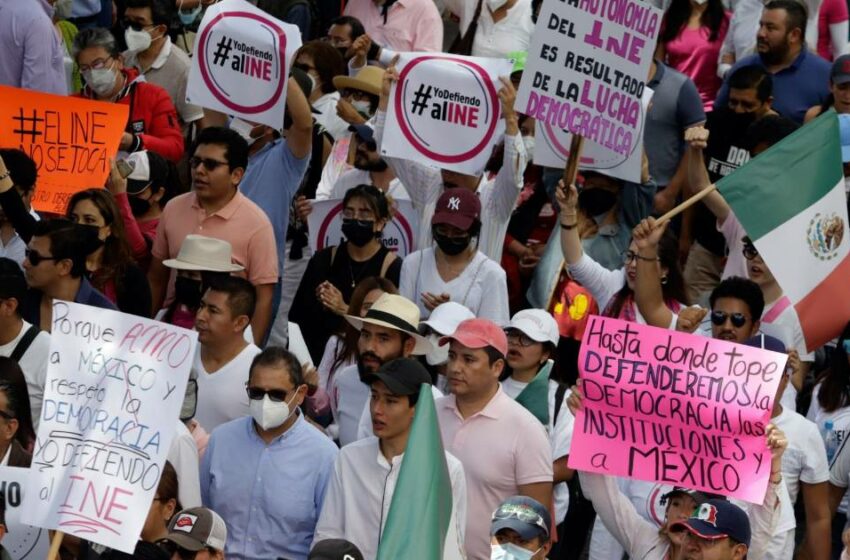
[{"left": 571, "top": 315, "right": 785, "bottom": 503}]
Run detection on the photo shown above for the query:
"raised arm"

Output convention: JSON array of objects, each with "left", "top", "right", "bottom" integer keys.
[
  {"left": 685, "top": 126, "right": 730, "bottom": 224},
  {"left": 632, "top": 218, "right": 676, "bottom": 328},
  {"left": 286, "top": 76, "right": 314, "bottom": 160},
  {"left": 488, "top": 77, "right": 527, "bottom": 222}
]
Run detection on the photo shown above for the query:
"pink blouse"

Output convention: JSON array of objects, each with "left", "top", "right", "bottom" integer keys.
[{"left": 663, "top": 14, "right": 731, "bottom": 111}]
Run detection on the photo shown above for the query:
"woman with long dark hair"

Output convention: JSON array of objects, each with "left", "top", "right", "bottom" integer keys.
[
  {"left": 0, "top": 357, "right": 35, "bottom": 460},
  {"left": 558, "top": 181, "right": 688, "bottom": 327},
  {"left": 656, "top": 0, "right": 729, "bottom": 111}
]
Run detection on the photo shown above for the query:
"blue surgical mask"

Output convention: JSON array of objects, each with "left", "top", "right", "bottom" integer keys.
[
  {"left": 178, "top": 3, "right": 203, "bottom": 26},
  {"left": 490, "top": 543, "right": 540, "bottom": 560}
]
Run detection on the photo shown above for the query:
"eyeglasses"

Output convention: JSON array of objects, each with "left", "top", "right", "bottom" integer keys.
[
  {"left": 78, "top": 57, "right": 113, "bottom": 73},
  {"left": 622, "top": 250, "right": 659, "bottom": 265},
  {"left": 157, "top": 540, "right": 207, "bottom": 560},
  {"left": 24, "top": 249, "right": 61, "bottom": 266},
  {"left": 505, "top": 329, "right": 536, "bottom": 347},
  {"left": 122, "top": 19, "right": 154, "bottom": 32},
  {"left": 742, "top": 243, "right": 759, "bottom": 260},
  {"left": 246, "top": 386, "right": 290, "bottom": 402},
  {"left": 492, "top": 504, "right": 548, "bottom": 534},
  {"left": 189, "top": 157, "right": 229, "bottom": 171},
  {"left": 342, "top": 208, "right": 376, "bottom": 220},
  {"left": 710, "top": 310, "right": 749, "bottom": 328},
  {"left": 293, "top": 62, "right": 316, "bottom": 73},
  {"left": 343, "top": 88, "right": 373, "bottom": 101}
]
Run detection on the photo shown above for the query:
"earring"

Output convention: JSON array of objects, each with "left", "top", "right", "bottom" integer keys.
[{"left": 661, "top": 275, "right": 668, "bottom": 285}]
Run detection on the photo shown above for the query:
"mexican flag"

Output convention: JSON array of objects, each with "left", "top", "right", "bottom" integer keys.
[
  {"left": 376, "top": 385, "right": 456, "bottom": 560},
  {"left": 717, "top": 111, "right": 850, "bottom": 352}
]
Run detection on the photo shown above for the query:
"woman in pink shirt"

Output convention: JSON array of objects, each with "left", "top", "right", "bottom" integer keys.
[
  {"left": 656, "top": 0, "right": 730, "bottom": 111},
  {"left": 818, "top": 0, "right": 850, "bottom": 61}
]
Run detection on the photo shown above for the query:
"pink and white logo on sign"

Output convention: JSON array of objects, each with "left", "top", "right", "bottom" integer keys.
[
  {"left": 393, "top": 56, "right": 501, "bottom": 164},
  {"left": 196, "top": 10, "right": 287, "bottom": 114}
]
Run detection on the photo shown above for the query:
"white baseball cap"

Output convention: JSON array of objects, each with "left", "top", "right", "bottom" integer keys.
[
  {"left": 508, "top": 309, "right": 559, "bottom": 345},
  {"left": 420, "top": 302, "right": 475, "bottom": 336}
]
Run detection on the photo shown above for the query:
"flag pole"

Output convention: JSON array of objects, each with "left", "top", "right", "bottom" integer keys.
[
  {"left": 46, "top": 531, "right": 64, "bottom": 560},
  {"left": 655, "top": 184, "right": 718, "bottom": 226}
]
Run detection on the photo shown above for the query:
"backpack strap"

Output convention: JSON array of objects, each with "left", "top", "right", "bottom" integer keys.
[
  {"left": 379, "top": 249, "right": 396, "bottom": 278},
  {"left": 553, "top": 382, "right": 568, "bottom": 424},
  {"left": 10, "top": 325, "right": 39, "bottom": 362}
]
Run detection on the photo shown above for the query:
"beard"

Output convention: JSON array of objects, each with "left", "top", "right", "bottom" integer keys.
[
  {"left": 356, "top": 351, "right": 382, "bottom": 382},
  {"left": 758, "top": 37, "right": 791, "bottom": 65}
]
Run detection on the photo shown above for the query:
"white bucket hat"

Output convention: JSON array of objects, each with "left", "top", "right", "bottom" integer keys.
[
  {"left": 163, "top": 235, "right": 245, "bottom": 272},
  {"left": 345, "top": 293, "right": 433, "bottom": 355}
]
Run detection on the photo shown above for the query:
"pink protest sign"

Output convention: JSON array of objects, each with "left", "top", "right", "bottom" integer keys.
[{"left": 568, "top": 315, "right": 787, "bottom": 503}]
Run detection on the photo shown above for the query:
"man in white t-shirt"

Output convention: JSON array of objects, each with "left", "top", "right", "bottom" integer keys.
[
  {"left": 315, "top": 358, "right": 466, "bottom": 559},
  {"left": 330, "top": 293, "right": 432, "bottom": 446},
  {"left": 753, "top": 333, "right": 830, "bottom": 560},
  {"left": 0, "top": 257, "right": 49, "bottom": 428},
  {"left": 192, "top": 276, "right": 261, "bottom": 432}
]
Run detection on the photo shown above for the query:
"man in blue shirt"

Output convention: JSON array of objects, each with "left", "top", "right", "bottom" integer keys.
[
  {"left": 201, "top": 347, "right": 338, "bottom": 560},
  {"left": 235, "top": 70, "right": 314, "bottom": 343},
  {"left": 715, "top": 0, "right": 830, "bottom": 123}
]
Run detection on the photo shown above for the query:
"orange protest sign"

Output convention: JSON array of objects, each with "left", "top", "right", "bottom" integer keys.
[{"left": 0, "top": 85, "right": 128, "bottom": 214}]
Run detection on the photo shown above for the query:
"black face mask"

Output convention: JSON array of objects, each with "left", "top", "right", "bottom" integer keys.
[
  {"left": 128, "top": 195, "right": 151, "bottom": 217},
  {"left": 433, "top": 231, "right": 470, "bottom": 256},
  {"left": 728, "top": 109, "right": 758, "bottom": 131},
  {"left": 342, "top": 218, "right": 376, "bottom": 247},
  {"left": 578, "top": 188, "right": 618, "bottom": 217},
  {"left": 174, "top": 276, "right": 203, "bottom": 309}
]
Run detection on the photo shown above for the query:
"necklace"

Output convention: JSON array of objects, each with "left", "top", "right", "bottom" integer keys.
[{"left": 347, "top": 254, "right": 369, "bottom": 288}]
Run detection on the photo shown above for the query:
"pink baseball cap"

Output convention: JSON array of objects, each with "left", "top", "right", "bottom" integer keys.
[{"left": 439, "top": 318, "right": 508, "bottom": 356}]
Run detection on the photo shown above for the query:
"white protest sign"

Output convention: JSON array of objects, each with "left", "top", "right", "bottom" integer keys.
[
  {"left": 307, "top": 198, "right": 419, "bottom": 257},
  {"left": 534, "top": 89, "right": 652, "bottom": 182},
  {"left": 0, "top": 467, "right": 50, "bottom": 559},
  {"left": 516, "top": 0, "right": 662, "bottom": 175},
  {"left": 287, "top": 323, "right": 314, "bottom": 369},
  {"left": 382, "top": 53, "right": 512, "bottom": 175},
  {"left": 22, "top": 302, "right": 197, "bottom": 553},
  {"left": 187, "top": 0, "right": 301, "bottom": 129}
]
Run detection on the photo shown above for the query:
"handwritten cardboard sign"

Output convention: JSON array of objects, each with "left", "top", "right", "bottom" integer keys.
[
  {"left": 568, "top": 316, "right": 786, "bottom": 503},
  {"left": 382, "top": 53, "right": 512, "bottom": 175},
  {"left": 516, "top": 0, "right": 661, "bottom": 177},
  {"left": 0, "top": 467, "right": 50, "bottom": 559},
  {"left": 187, "top": 0, "right": 302, "bottom": 129},
  {"left": 307, "top": 198, "right": 419, "bottom": 257},
  {"left": 0, "top": 86, "right": 128, "bottom": 215},
  {"left": 21, "top": 302, "right": 197, "bottom": 553}
]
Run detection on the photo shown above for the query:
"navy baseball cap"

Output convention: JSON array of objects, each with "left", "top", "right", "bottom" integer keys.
[
  {"left": 660, "top": 487, "right": 726, "bottom": 507},
  {"left": 349, "top": 123, "right": 375, "bottom": 144},
  {"left": 670, "top": 499, "right": 751, "bottom": 547},
  {"left": 490, "top": 496, "right": 551, "bottom": 540}
]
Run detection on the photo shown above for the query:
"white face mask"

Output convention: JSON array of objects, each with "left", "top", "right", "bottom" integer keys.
[
  {"left": 83, "top": 66, "right": 118, "bottom": 97},
  {"left": 249, "top": 393, "right": 297, "bottom": 431},
  {"left": 490, "top": 543, "right": 540, "bottom": 560},
  {"left": 352, "top": 99, "right": 372, "bottom": 116},
  {"left": 53, "top": 0, "right": 73, "bottom": 20},
  {"left": 486, "top": 0, "right": 508, "bottom": 10},
  {"left": 229, "top": 117, "right": 260, "bottom": 146},
  {"left": 693, "top": 0, "right": 708, "bottom": 5},
  {"left": 125, "top": 27, "right": 153, "bottom": 53},
  {"left": 178, "top": 1, "right": 203, "bottom": 26},
  {"left": 425, "top": 334, "right": 449, "bottom": 366},
  {"left": 522, "top": 136, "right": 535, "bottom": 161}
]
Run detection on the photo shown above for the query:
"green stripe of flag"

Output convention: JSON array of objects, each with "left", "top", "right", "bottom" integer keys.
[{"left": 716, "top": 111, "right": 842, "bottom": 241}]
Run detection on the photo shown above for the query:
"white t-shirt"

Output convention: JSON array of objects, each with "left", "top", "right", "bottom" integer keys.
[
  {"left": 768, "top": 406, "right": 829, "bottom": 559},
  {"left": 400, "top": 248, "right": 509, "bottom": 324},
  {"left": 761, "top": 297, "right": 814, "bottom": 362},
  {"left": 807, "top": 383, "right": 850, "bottom": 513},
  {"left": 192, "top": 344, "right": 261, "bottom": 433},
  {"left": 471, "top": 0, "right": 534, "bottom": 58},
  {"left": 167, "top": 420, "right": 203, "bottom": 509},
  {"left": 0, "top": 320, "right": 50, "bottom": 428},
  {"left": 331, "top": 364, "right": 372, "bottom": 447},
  {"left": 500, "top": 372, "right": 573, "bottom": 523}
]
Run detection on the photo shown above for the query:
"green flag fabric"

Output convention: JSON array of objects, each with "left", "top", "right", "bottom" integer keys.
[
  {"left": 515, "top": 360, "right": 553, "bottom": 425},
  {"left": 376, "top": 384, "right": 453, "bottom": 560}
]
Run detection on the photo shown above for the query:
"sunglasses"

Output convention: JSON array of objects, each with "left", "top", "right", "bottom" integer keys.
[
  {"left": 122, "top": 19, "right": 155, "bottom": 32},
  {"left": 492, "top": 504, "right": 548, "bottom": 534},
  {"left": 505, "top": 329, "right": 536, "bottom": 348},
  {"left": 158, "top": 540, "right": 206, "bottom": 560},
  {"left": 25, "top": 249, "right": 61, "bottom": 266},
  {"left": 742, "top": 243, "right": 759, "bottom": 260},
  {"left": 246, "top": 386, "right": 290, "bottom": 402},
  {"left": 710, "top": 310, "right": 749, "bottom": 328},
  {"left": 189, "top": 157, "right": 229, "bottom": 172}
]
